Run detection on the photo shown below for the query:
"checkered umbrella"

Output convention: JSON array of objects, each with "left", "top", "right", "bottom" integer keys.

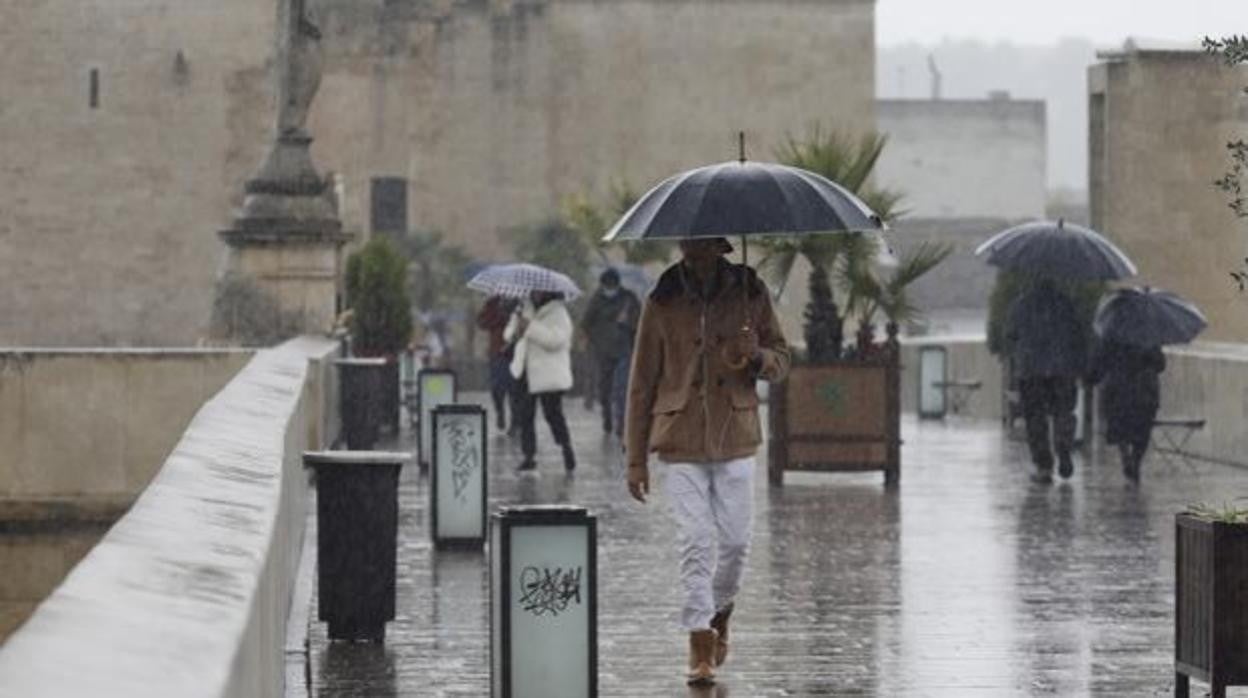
[{"left": 466, "top": 263, "right": 583, "bottom": 301}]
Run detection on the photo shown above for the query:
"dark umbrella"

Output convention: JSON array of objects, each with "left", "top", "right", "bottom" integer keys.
[
  {"left": 1094, "top": 286, "right": 1207, "bottom": 347},
  {"left": 601, "top": 136, "right": 887, "bottom": 369},
  {"left": 974, "top": 219, "right": 1136, "bottom": 281},
  {"left": 603, "top": 160, "right": 885, "bottom": 243}
]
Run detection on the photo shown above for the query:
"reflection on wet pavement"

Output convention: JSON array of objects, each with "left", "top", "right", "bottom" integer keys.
[{"left": 307, "top": 399, "right": 1247, "bottom": 696}]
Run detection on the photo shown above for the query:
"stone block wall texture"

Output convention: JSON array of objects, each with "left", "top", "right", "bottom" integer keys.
[
  {"left": 309, "top": 0, "right": 876, "bottom": 257},
  {"left": 0, "top": 336, "right": 339, "bottom": 697},
  {"left": 1089, "top": 48, "right": 1248, "bottom": 342},
  {"left": 876, "top": 98, "right": 1047, "bottom": 220},
  {"left": 0, "top": 2, "right": 277, "bottom": 346},
  {"left": 0, "top": 349, "right": 253, "bottom": 500},
  {"left": 1, "top": 0, "right": 874, "bottom": 347}
]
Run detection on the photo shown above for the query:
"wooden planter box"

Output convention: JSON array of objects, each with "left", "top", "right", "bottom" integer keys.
[
  {"left": 1175, "top": 513, "right": 1248, "bottom": 698},
  {"left": 768, "top": 344, "right": 901, "bottom": 486}
]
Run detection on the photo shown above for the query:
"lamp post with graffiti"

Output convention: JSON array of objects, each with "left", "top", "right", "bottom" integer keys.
[
  {"left": 490, "top": 506, "right": 598, "bottom": 697},
  {"left": 431, "top": 404, "right": 488, "bottom": 549}
]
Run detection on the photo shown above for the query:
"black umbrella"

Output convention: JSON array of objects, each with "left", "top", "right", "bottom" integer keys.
[
  {"left": 975, "top": 219, "right": 1136, "bottom": 281},
  {"left": 603, "top": 161, "right": 885, "bottom": 243},
  {"left": 602, "top": 136, "right": 887, "bottom": 368},
  {"left": 1094, "top": 286, "right": 1207, "bottom": 347}
]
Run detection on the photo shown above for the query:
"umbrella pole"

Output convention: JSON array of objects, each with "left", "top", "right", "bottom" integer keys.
[{"left": 742, "top": 235, "right": 751, "bottom": 332}]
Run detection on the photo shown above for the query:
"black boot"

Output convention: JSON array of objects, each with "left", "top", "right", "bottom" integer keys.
[
  {"left": 562, "top": 444, "right": 577, "bottom": 472},
  {"left": 516, "top": 458, "right": 537, "bottom": 472}
]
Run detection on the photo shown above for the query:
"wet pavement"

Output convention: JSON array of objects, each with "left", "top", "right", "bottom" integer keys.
[{"left": 301, "top": 396, "right": 1248, "bottom": 697}]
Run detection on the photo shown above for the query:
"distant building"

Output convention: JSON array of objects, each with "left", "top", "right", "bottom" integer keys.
[
  {"left": 874, "top": 95, "right": 1047, "bottom": 328},
  {"left": 1089, "top": 39, "right": 1248, "bottom": 342},
  {"left": 0, "top": 0, "right": 877, "bottom": 346},
  {"left": 876, "top": 96, "right": 1047, "bottom": 220}
]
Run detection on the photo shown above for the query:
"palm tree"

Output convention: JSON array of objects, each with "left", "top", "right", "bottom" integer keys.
[
  {"left": 759, "top": 126, "right": 948, "bottom": 361},
  {"left": 562, "top": 180, "right": 672, "bottom": 267}
]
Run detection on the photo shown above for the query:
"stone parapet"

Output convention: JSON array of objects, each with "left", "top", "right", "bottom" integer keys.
[{"left": 0, "top": 336, "right": 340, "bottom": 698}]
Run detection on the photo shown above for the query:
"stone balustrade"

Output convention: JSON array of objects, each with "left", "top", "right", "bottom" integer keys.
[{"left": 0, "top": 336, "right": 339, "bottom": 698}]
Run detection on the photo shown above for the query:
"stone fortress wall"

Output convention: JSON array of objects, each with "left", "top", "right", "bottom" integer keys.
[{"left": 0, "top": 0, "right": 876, "bottom": 346}]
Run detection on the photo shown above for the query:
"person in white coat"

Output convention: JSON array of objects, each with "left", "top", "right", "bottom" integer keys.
[{"left": 505, "top": 290, "right": 577, "bottom": 472}]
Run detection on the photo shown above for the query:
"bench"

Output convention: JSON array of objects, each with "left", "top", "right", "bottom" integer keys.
[{"left": 1152, "top": 417, "right": 1206, "bottom": 467}]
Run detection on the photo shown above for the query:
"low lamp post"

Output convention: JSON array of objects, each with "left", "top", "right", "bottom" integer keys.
[
  {"left": 490, "top": 506, "right": 597, "bottom": 698},
  {"left": 418, "top": 368, "right": 457, "bottom": 469},
  {"left": 431, "top": 405, "right": 488, "bottom": 549}
]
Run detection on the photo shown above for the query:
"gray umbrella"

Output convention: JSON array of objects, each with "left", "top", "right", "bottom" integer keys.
[
  {"left": 1094, "top": 286, "right": 1207, "bottom": 347},
  {"left": 974, "top": 219, "right": 1136, "bottom": 281},
  {"left": 602, "top": 160, "right": 885, "bottom": 243}
]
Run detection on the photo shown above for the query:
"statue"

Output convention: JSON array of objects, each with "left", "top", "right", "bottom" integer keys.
[{"left": 277, "top": 0, "right": 323, "bottom": 137}]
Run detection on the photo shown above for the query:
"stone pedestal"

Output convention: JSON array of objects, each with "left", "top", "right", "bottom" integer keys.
[{"left": 217, "top": 131, "right": 353, "bottom": 339}]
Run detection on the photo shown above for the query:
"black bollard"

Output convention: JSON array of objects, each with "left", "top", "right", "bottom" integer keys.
[
  {"left": 334, "top": 358, "right": 388, "bottom": 450},
  {"left": 431, "top": 405, "right": 488, "bottom": 549},
  {"left": 304, "top": 450, "right": 410, "bottom": 642},
  {"left": 490, "top": 506, "right": 598, "bottom": 697}
]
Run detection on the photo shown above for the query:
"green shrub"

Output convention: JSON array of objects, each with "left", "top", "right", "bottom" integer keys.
[{"left": 346, "top": 237, "right": 413, "bottom": 357}]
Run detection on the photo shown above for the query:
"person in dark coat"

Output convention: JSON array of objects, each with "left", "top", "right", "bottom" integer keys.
[
  {"left": 476, "top": 295, "right": 518, "bottom": 432},
  {"left": 1087, "top": 339, "right": 1165, "bottom": 481},
  {"left": 580, "top": 269, "right": 641, "bottom": 434},
  {"left": 1006, "top": 277, "right": 1088, "bottom": 483}
]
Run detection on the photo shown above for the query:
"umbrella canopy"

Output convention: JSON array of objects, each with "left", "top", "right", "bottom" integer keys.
[
  {"left": 1094, "top": 286, "right": 1207, "bottom": 347},
  {"left": 602, "top": 160, "right": 885, "bottom": 243},
  {"left": 466, "top": 263, "right": 582, "bottom": 301},
  {"left": 975, "top": 219, "right": 1136, "bottom": 281}
]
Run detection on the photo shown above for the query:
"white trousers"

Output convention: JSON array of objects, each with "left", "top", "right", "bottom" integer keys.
[{"left": 663, "top": 457, "right": 755, "bottom": 631}]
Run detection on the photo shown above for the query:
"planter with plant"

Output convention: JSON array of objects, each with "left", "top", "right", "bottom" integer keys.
[
  {"left": 760, "top": 128, "right": 949, "bottom": 486},
  {"left": 1175, "top": 502, "right": 1248, "bottom": 698},
  {"left": 344, "top": 237, "right": 414, "bottom": 442}
]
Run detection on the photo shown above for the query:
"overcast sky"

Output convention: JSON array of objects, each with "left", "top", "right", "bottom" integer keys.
[{"left": 877, "top": 0, "right": 1242, "bottom": 47}]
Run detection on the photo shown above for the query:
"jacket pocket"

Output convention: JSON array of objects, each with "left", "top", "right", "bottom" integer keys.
[
  {"left": 722, "top": 387, "right": 761, "bottom": 452},
  {"left": 649, "top": 393, "right": 689, "bottom": 452}
]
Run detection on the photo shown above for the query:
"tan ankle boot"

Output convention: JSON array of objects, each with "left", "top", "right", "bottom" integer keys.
[
  {"left": 686, "top": 629, "right": 718, "bottom": 685},
  {"left": 710, "top": 604, "right": 733, "bottom": 666}
]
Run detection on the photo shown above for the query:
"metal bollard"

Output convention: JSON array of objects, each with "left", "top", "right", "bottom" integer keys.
[
  {"left": 431, "top": 405, "right": 488, "bottom": 549},
  {"left": 304, "top": 450, "right": 410, "bottom": 642},
  {"left": 490, "top": 506, "right": 598, "bottom": 697}
]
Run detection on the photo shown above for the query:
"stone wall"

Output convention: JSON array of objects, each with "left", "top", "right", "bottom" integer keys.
[
  {"left": 1089, "top": 45, "right": 1248, "bottom": 342},
  {"left": 899, "top": 336, "right": 1248, "bottom": 470},
  {"left": 1, "top": 0, "right": 875, "bottom": 346},
  {"left": 0, "top": 349, "right": 253, "bottom": 500},
  {"left": 0, "top": 336, "right": 340, "bottom": 697},
  {"left": 876, "top": 98, "right": 1047, "bottom": 220},
  {"left": 0, "top": 2, "right": 276, "bottom": 346},
  {"left": 307, "top": 0, "right": 876, "bottom": 258}
]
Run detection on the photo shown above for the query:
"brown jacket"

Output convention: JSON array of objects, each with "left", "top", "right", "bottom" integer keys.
[{"left": 625, "top": 260, "right": 790, "bottom": 469}]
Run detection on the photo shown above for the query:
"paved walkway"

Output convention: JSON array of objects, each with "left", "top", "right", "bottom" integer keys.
[{"left": 300, "top": 396, "right": 1248, "bottom": 697}]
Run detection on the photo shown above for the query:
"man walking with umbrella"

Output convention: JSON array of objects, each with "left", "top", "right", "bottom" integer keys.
[
  {"left": 976, "top": 218, "right": 1137, "bottom": 484},
  {"left": 1006, "top": 277, "right": 1088, "bottom": 483},
  {"left": 624, "top": 237, "right": 790, "bottom": 685}
]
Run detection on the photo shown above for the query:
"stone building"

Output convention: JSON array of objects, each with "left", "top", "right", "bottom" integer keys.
[
  {"left": 0, "top": 0, "right": 877, "bottom": 346},
  {"left": 876, "top": 96, "right": 1047, "bottom": 220},
  {"left": 1089, "top": 40, "right": 1248, "bottom": 342},
  {"left": 874, "top": 95, "right": 1048, "bottom": 330},
  {"left": 0, "top": 2, "right": 276, "bottom": 346}
]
